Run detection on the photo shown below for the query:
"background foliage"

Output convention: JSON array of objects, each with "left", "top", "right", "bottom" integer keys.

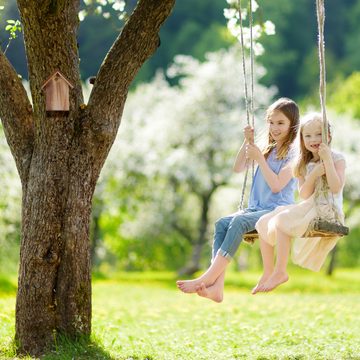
[
  {"left": 1, "top": 0, "right": 360, "bottom": 99},
  {"left": 1, "top": 0, "right": 360, "bottom": 274}
]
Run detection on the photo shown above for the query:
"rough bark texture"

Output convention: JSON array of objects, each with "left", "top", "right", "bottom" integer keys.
[{"left": 0, "top": 0, "right": 175, "bottom": 355}]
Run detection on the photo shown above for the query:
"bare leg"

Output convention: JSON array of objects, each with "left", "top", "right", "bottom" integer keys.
[
  {"left": 258, "top": 228, "right": 291, "bottom": 292},
  {"left": 195, "top": 271, "right": 225, "bottom": 303},
  {"left": 252, "top": 236, "right": 274, "bottom": 294},
  {"left": 176, "top": 254, "right": 230, "bottom": 293}
]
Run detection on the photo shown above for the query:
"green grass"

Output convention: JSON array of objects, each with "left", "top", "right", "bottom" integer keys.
[
  {"left": 1, "top": 269, "right": 360, "bottom": 359},
  {"left": 0, "top": 275, "right": 16, "bottom": 295}
]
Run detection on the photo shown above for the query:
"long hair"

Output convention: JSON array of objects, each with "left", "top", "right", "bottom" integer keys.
[
  {"left": 293, "top": 112, "right": 332, "bottom": 177},
  {"left": 262, "top": 97, "right": 300, "bottom": 159}
]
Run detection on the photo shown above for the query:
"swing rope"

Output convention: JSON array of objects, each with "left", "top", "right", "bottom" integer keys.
[
  {"left": 238, "top": 0, "right": 255, "bottom": 210},
  {"left": 249, "top": 0, "right": 255, "bottom": 181},
  {"left": 305, "top": 0, "right": 347, "bottom": 236},
  {"left": 317, "top": 0, "right": 328, "bottom": 146},
  {"left": 242, "top": 0, "right": 348, "bottom": 242}
]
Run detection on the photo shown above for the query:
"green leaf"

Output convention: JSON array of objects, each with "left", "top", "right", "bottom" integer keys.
[
  {"left": 5, "top": 25, "right": 12, "bottom": 31},
  {"left": 6, "top": 20, "right": 16, "bottom": 24}
]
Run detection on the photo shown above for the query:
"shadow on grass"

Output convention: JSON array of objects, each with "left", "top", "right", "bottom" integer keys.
[
  {"left": 41, "top": 334, "right": 114, "bottom": 360},
  {"left": 2, "top": 334, "right": 158, "bottom": 360}
]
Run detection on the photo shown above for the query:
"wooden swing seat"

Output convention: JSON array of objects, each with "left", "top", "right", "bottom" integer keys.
[
  {"left": 243, "top": 230, "right": 258, "bottom": 244},
  {"left": 243, "top": 220, "right": 349, "bottom": 245},
  {"left": 304, "top": 219, "right": 349, "bottom": 238}
]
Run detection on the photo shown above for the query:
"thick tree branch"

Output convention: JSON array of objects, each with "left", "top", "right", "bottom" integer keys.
[
  {"left": 87, "top": 0, "right": 176, "bottom": 143},
  {"left": 0, "top": 50, "right": 34, "bottom": 184}
]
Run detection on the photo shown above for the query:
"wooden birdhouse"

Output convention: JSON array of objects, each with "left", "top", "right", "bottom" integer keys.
[{"left": 41, "top": 71, "right": 74, "bottom": 112}]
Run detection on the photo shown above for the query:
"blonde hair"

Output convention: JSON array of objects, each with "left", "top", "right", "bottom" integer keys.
[
  {"left": 262, "top": 97, "right": 300, "bottom": 159},
  {"left": 293, "top": 112, "right": 332, "bottom": 177}
]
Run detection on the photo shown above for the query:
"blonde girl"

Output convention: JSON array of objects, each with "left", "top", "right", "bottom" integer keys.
[
  {"left": 253, "top": 112, "right": 346, "bottom": 294},
  {"left": 177, "top": 97, "right": 299, "bottom": 302}
]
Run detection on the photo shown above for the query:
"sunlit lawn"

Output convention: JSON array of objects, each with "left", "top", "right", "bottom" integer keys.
[{"left": 1, "top": 269, "right": 360, "bottom": 359}]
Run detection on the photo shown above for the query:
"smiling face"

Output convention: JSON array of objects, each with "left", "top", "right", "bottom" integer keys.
[
  {"left": 267, "top": 110, "right": 291, "bottom": 146},
  {"left": 302, "top": 120, "right": 323, "bottom": 158}
]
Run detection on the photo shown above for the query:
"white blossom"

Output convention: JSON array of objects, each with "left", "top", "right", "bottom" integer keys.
[
  {"left": 112, "top": 0, "right": 126, "bottom": 11},
  {"left": 251, "top": 0, "right": 259, "bottom": 12},
  {"left": 97, "top": 0, "right": 107, "bottom": 6},
  {"left": 223, "top": 8, "right": 237, "bottom": 20},
  {"left": 78, "top": 9, "right": 87, "bottom": 21},
  {"left": 99, "top": 47, "right": 276, "bottom": 238},
  {"left": 264, "top": 20, "right": 276, "bottom": 36},
  {"left": 224, "top": 0, "right": 275, "bottom": 52}
]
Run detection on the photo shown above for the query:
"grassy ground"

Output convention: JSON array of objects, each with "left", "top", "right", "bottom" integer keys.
[{"left": 1, "top": 269, "right": 360, "bottom": 359}]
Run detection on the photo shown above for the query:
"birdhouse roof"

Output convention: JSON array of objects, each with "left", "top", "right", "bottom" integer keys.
[{"left": 41, "top": 70, "right": 74, "bottom": 90}]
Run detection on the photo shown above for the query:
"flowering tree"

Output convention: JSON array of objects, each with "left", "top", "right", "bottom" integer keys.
[
  {"left": 0, "top": 0, "right": 175, "bottom": 355},
  {"left": 100, "top": 47, "right": 276, "bottom": 273},
  {"left": 224, "top": 0, "right": 275, "bottom": 56}
]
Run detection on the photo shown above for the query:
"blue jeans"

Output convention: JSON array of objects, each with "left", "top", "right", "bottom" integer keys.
[{"left": 212, "top": 209, "right": 271, "bottom": 260}]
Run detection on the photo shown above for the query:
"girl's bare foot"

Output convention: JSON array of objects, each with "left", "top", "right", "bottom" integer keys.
[
  {"left": 251, "top": 272, "right": 272, "bottom": 295},
  {"left": 177, "top": 255, "right": 228, "bottom": 294},
  {"left": 176, "top": 278, "right": 209, "bottom": 293},
  {"left": 195, "top": 283, "right": 223, "bottom": 303},
  {"left": 257, "top": 271, "right": 289, "bottom": 293}
]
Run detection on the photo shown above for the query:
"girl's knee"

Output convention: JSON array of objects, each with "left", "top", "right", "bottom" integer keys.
[
  {"left": 255, "top": 218, "right": 266, "bottom": 233},
  {"left": 274, "top": 212, "right": 287, "bottom": 227},
  {"left": 256, "top": 216, "right": 267, "bottom": 228}
]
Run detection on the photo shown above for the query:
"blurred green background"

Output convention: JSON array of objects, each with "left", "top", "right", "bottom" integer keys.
[{"left": 0, "top": 0, "right": 360, "bottom": 281}]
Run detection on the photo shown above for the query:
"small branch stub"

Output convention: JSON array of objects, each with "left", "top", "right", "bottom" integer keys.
[{"left": 41, "top": 71, "right": 74, "bottom": 112}]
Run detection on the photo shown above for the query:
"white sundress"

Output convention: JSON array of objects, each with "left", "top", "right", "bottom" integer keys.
[{"left": 255, "top": 151, "right": 346, "bottom": 271}]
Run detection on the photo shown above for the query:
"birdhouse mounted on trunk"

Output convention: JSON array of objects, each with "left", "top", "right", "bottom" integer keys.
[{"left": 41, "top": 71, "right": 74, "bottom": 112}]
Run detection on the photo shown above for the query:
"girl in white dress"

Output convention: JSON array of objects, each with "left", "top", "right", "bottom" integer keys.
[{"left": 253, "top": 112, "right": 346, "bottom": 293}]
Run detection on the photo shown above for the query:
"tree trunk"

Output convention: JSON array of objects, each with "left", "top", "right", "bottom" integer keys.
[
  {"left": 0, "top": 0, "right": 175, "bottom": 355},
  {"left": 178, "top": 193, "right": 212, "bottom": 276},
  {"left": 326, "top": 245, "right": 337, "bottom": 276},
  {"left": 16, "top": 136, "right": 95, "bottom": 352}
]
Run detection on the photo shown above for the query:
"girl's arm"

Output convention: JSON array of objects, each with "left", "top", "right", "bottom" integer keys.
[
  {"left": 298, "top": 163, "right": 324, "bottom": 199},
  {"left": 233, "top": 140, "right": 248, "bottom": 173},
  {"left": 246, "top": 144, "right": 294, "bottom": 193},
  {"left": 319, "top": 145, "right": 346, "bottom": 193},
  {"left": 324, "top": 159, "right": 345, "bottom": 193},
  {"left": 233, "top": 126, "right": 254, "bottom": 173}
]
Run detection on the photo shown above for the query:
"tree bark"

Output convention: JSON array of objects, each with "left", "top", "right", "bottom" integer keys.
[
  {"left": 178, "top": 192, "right": 213, "bottom": 276},
  {"left": 0, "top": 0, "right": 175, "bottom": 355}
]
